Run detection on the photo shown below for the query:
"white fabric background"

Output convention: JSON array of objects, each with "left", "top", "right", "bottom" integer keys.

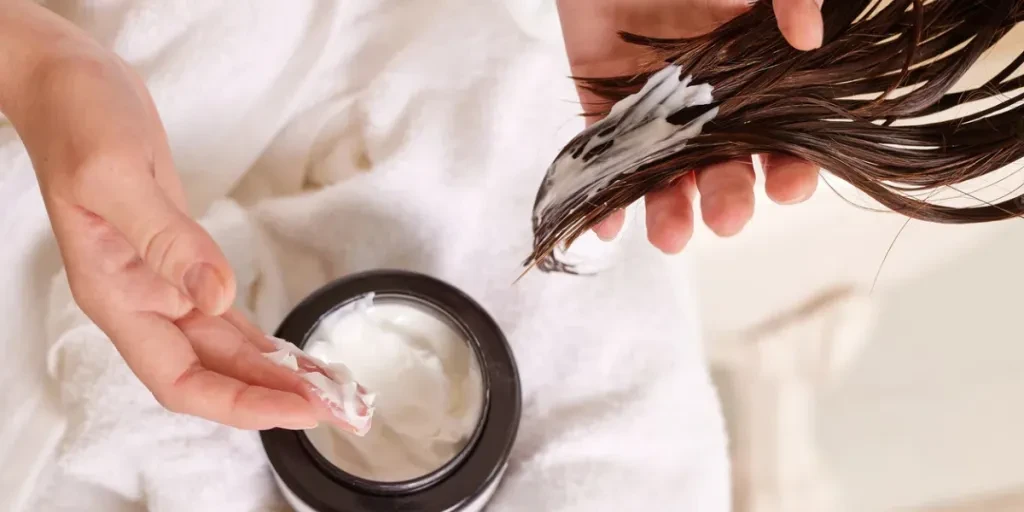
[{"left": 0, "top": 1, "right": 729, "bottom": 510}]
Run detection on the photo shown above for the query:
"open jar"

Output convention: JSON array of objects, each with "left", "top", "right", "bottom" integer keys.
[{"left": 261, "top": 270, "right": 521, "bottom": 512}]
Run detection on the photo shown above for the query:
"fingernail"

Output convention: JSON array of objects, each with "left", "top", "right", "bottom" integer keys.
[
  {"left": 282, "top": 418, "right": 320, "bottom": 430},
  {"left": 779, "top": 190, "right": 813, "bottom": 205},
  {"left": 594, "top": 228, "right": 617, "bottom": 242},
  {"left": 183, "top": 263, "right": 228, "bottom": 314}
]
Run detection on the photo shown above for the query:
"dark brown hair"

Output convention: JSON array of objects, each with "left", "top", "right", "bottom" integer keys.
[{"left": 526, "top": 0, "right": 1024, "bottom": 273}]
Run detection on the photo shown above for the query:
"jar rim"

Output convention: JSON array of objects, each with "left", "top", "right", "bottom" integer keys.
[{"left": 261, "top": 269, "right": 521, "bottom": 512}]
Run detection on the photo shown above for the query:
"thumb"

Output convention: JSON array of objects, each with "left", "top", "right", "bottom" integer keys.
[
  {"left": 773, "top": 0, "right": 825, "bottom": 51},
  {"left": 81, "top": 164, "right": 236, "bottom": 315}
]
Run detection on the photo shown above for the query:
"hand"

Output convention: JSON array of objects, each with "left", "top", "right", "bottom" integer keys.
[
  {"left": 2, "top": 5, "right": 323, "bottom": 430},
  {"left": 557, "top": 0, "right": 823, "bottom": 253}
]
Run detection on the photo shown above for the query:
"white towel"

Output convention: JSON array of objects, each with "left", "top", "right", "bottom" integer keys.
[{"left": 11, "top": 1, "right": 729, "bottom": 510}]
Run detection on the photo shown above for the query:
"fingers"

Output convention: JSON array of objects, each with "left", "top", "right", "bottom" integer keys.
[
  {"left": 774, "top": 0, "right": 825, "bottom": 51},
  {"left": 167, "top": 368, "right": 317, "bottom": 430},
  {"left": 593, "top": 210, "right": 626, "bottom": 241},
  {"left": 76, "top": 158, "right": 235, "bottom": 315},
  {"left": 645, "top": 174, "right": 697, "bottom": 254},
  {"left": 761, "top": 154, "right": 819, "bottom": 205},
  {"left": 177, "top": 311, "right": 310, "bottom": 399},
  {"left": 221, "top": 309, "right": 372, "bottom": 432},
  {"left": 106, "top": 310, "right": 316, "bottom": 430},
  {"left": 696, "top": 159, "right": 756, "bottom": 237},
  {"left": 221, "top": 308, "right": 277, "bottom": 352}
]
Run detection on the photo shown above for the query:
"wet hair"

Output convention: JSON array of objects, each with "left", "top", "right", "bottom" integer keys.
[{"left": 525, "top": 0, "right": 1024, "bottom": 273}]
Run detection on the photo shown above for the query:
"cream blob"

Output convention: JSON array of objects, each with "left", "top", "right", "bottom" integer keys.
[
  {"left": 532, "top": 63, "right": 718, "bottom": 225},
  {"left": 302, "top": 294, "right": 485, "bottom": 482},
  {"left": 263, "top": 336, "right": 375, "bottom": 436}
]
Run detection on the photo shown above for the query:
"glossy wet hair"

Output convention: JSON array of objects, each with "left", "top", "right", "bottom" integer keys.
[{"left": 526, "top": 0, "right": 1024, "bottom": 273}]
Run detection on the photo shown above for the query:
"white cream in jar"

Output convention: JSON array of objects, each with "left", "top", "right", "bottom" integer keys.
[{"left": 302, "top": 294, "right": 485, "bottom": 483}]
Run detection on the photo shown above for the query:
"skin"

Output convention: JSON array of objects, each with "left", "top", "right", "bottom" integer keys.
[
  {"left": 557, "top": 0, "right": 823, "bottom": 252},
  {"left": 1, "top": 1, "right": 321, "bottom": 430},
  {"left": 2, "top": 0, "right": 821, "bottom": 430}
]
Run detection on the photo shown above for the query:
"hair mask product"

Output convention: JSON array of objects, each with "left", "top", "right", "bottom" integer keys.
[
  {"left": 262, "top": 336, "right": 375, "bottom": 436},
  {"left": 262, "top": 270, "right": 521, "bottom": 512},
  {"left": 302, "top": 293, "right": 485, "bottom": 483}
]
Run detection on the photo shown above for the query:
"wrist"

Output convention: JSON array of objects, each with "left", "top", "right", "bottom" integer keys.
[{"left": 0, "top": 1, "right": 104, "bottom": 121}]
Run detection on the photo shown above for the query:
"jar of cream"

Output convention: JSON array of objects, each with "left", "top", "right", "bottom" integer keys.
[{"left": 261, "top": 270, "right": 521, "bottom": 512}]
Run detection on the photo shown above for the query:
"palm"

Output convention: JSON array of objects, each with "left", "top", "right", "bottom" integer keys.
[
  {"left": 562, "top": 0, "right": 749, "bottom": 81},
  {"left": 68, "top": 208, "right": 191, "bottom": 322}
]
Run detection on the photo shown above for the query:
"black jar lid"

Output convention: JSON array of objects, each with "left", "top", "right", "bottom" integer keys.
[{"left": 261, "top": 269, "right": 522, "bottom": 512}]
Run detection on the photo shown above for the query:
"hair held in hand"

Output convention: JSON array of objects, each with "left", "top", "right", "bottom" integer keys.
[{"left": 525, "top": 0, "right": 1024, "bottom": 273}]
